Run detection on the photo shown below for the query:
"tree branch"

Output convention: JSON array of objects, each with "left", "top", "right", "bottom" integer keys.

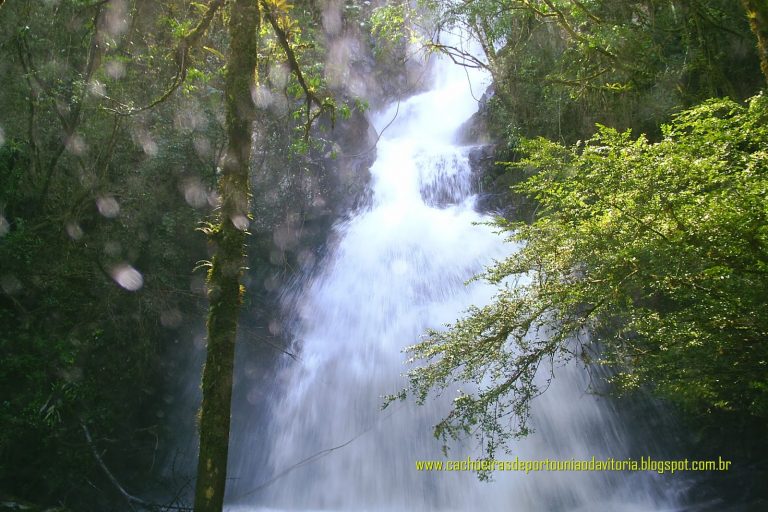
[
  {"left": 105, "top": 0, "right": 226, "bottom": 116},
  {"left": 82, "top": 423, "right": 192, "bottom": 511},
  {"left": 260, "top": 0, "right": 330, "bottom": 140},
  {"left": 568, "top": 0, "right": 601, "bottom": 23},
  {"left": 22, "top": 0, "right": 109, "bottom": 204},
  {"left": 526, "top": 0, "right": 638, "bottom": 74},
  {"left": 428, "top": 41, "right": 490, "bottom": 70}
]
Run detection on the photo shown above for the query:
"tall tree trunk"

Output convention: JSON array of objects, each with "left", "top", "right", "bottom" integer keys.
[
  {"left": 194, "top": 1, "right": 259, "bottom": 511},
  {"left": 741, "top": 0, "right": 768, "bottom": 84}
]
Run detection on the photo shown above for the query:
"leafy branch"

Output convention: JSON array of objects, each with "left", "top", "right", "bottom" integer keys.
[
  {"left": 103, "top": 0, "right": 226, "bottom": 116},
  {"left": 260, "top": 0, "right": 334, "bottom": 141}
]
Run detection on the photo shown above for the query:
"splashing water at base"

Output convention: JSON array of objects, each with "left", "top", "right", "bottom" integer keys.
[{"left": 227, "top": 48, "right": 684, "bottom": 512}]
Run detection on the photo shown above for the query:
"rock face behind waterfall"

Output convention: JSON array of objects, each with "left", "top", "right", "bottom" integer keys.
[{"left": 454, "top": 86, "right": 539, "bottom": 223}]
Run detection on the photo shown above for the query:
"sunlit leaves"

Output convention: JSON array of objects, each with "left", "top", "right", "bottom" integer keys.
[
  {"left": 397, "top": 95, "right": 768, "bottom": 458},
  {"left": 370, "top": 2, "right": 423, "bottom": 54}
]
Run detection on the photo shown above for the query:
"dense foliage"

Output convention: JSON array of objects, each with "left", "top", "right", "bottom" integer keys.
[
  {"left": 0, "top": 2, "right": 217, "bottom": 506},
  {"left": 399, "top": 94, "right": 768, "bottom": 456},
  {"left": 422, "top": 0, "right": 764, "bottom": 141},
  {"left": 0, "top": 0, "right": 373, "bottom": 509}
]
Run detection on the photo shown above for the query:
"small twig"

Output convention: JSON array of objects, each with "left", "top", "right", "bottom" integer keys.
[
  {"left": 81, "top": 423, "right": 193, "bottom": 511},
  {"left": 242, "top": 326, "right": 300, "bottom": 360},
  {"left": 82, "top": 423, "right": 154, "bottom": 508},
  {"left": 339, "top": 57, "right": 432, "bottom": 160},
  {"left": 428, "top": 42, "right": 489, "bottom": 70},
  {"left": 569, "top": 0, "right": 602, "bottom": 23},
  {"left": 232, "top": 404, "right": 403, "bottom": 499}
]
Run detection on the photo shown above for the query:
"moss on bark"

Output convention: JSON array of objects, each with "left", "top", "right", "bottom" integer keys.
[
  {"left": 193, "top": 1, "right": 260, "bottom": 511},
  {"left": 742, "top": 0, "right": 768, "bottom": 84}
]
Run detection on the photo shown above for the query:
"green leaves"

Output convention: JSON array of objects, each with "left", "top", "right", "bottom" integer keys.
[
  {"left": 426, "top": 0, "right": 759, "bottom": 144},
  {"left": 370, "top": 3, "right": 408, "bottom": 44},
  {"left": 398, "top": 95, "right": 768, "bottom": 458}
]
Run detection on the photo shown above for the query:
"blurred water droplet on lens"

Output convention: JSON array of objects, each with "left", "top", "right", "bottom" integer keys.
[
  {"left": 269, "top": 250, "right": 286, "bottom": 265},
  {"left": 297, "top": 249, "right": 315, "bottom": 268},
  {"left": 251, "top": 85, "right": 273, "bottom": 109},
  {"left": 193, "top": 136, "right": 211, "bottom": 157},
  {"left": 105, "top": 0, "right": 129, "bottom": 36},
  {"left": 1, "top": 274, "right": 22, "bottom": 295},
  {"left": 175, "top": 105, "right": 205, "bottom": 131},
  {"left": 247, "top": 387, "right": 262, "bottom": 405},
  {"left": 161, "top": 308, "right": 183, "bottom": 328},
  {"left": 97, "top": 196, "right": 120, "bottom": 218},
  {"left": 141, "top": 137, "right": 158, "bottom": 156},
  {"left": 183, "top": 178, "right": 209, "bottom": 208},
  {"left": 65, "top": 222, "right": 84, "bottom": 240},
  {"left": 269, "top": 63, "right": 290, "bottom": 89},
  {"left": 66, "top": 134, "right": 87, "bottom": 155},
  {"left": 207, "top": 191, "right": 220, "bottom": 208},
  {"left": 105, "top": 60, "right": 126, "bottom": 79},
  {"left": 111, "top": 264, "right": 143, "bottom": 291},
  {"left": 190, "top": 275, "right": 206, "bottom": 296},
  {"left": 322, "top": 3, "right": 342, "bottom": 35},
  {"left": 0, "top": 216, "right": 9, "bottom": 237},
  {"left": 231, "top": 215, "right": 249, "bottom": 231},
  {"left": 263, "top": 275, "right": 279, "bottom": 291},
  {"left": 273, "top": 224, "right": 298, "bottom": 250},
  {"left": 88, "top": 80, "right": 106, "bottom": 97},
  {"left": 244, "top": 361, "right": 260, "bottom": 379},
  {"left": 104, "top": 240, "right": 121, "bottom": 257}
]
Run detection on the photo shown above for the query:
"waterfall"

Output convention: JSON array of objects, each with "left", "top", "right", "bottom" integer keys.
[{"left": 227, "top": 49, "right": 683, "bottom": 512}]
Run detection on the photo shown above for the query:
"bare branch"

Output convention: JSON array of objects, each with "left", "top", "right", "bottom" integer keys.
[
  {"left": 233, "top": 405, "right": 403, "bottom": 499},
  {"left": 82, "top": 422, "right": 193, "bottom": 511},
  {"left": 428, "top": 42, "right": 490, "bottom": 70}
]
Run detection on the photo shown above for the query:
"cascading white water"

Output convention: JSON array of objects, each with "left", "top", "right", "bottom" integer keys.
[{"left": 228, "top": 49, "right": 683, "bottom": 512}]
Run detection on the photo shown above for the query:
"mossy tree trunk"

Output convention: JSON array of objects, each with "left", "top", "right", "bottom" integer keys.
[
  {"left": 742, "top": 0, "right": 768, "bottom": 83},
  {"left": 194, "top": 1, "right": 259, "bottom": 511}
]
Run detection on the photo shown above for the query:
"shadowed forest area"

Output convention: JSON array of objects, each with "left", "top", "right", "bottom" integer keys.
[{"left": 1, "top": 1, "right": 766, "bottom": 511}]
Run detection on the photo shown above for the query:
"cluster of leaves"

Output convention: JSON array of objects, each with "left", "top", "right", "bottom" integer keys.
[
  {"left": 399, "top": 94, "right": 768, "bottom": 456},
  {"left": 256, "top": 0, "right": 368, "bottom": 154},
  {"left": 427, "top": 0, "right": 762, "bottom": 142},
  {"left": 370, "top": 2, "right": 422, "bottom": 55}
]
